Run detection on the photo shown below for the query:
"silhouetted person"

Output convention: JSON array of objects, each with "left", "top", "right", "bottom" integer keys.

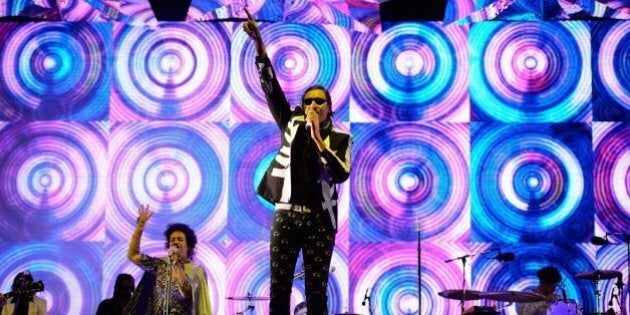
[
  {"left": 517, "top": 266, "right": 562, "bottom": 315},
  {"left": 96, "top": 273, "right": 135, "bottom": 315},
  {"left": 1, "top": 271, "right": 46, "bottom": 315}
]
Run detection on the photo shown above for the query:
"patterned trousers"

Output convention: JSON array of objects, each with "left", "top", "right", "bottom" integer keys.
[{"left": 269, "top": 210, "right": 336, "bottom": 315}]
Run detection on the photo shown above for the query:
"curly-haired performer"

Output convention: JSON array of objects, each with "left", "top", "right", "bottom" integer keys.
[{"left": 124, "top": 204, "right": 213, "bottom": 315}]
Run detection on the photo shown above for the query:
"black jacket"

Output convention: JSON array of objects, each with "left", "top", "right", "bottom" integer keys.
[{"left": 254, "top": 56, "right": 351, "bottom": 231}]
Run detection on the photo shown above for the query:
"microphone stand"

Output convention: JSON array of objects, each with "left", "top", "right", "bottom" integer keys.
[
  {"left": 362, "top": 288, "right": 374, "bottom": 315},
  {"left": 164, "top": 255, "right": 173, "bottom": 315},
  {"left": 236, "top": 304, "right": 254, "bottom": 315},
  {"left": 607, "top": 233, "right": 629, "bottom": 315},
  {"left": 445, "top": 248, "right": 498, "bottom": 314}
]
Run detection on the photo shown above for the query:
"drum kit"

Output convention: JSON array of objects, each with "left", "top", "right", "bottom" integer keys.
[
  {"left": 439, "top": 288, "right": 582, "bottom": 314},
  {"left": 439, "top": 289, "right": 546, "bottom": 314},
  {"left": 438, "top": 269, "right": 624, "bottom": 315},
  {"left": 226, "top": 293, "right": 269, "bottom": 315},
  {"left": 575, "top": 269, "right": 624, "bottom": 315}
]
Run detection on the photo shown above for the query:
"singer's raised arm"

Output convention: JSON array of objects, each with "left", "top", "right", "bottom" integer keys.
[
  {"left": 243, "top": 7, "right": 291, "bottom": 130},
  {"left": 127, "top": 204, "right": 153, "bottom": 266}
]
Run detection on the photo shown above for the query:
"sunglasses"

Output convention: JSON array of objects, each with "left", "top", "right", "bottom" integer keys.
[{"left": 303, "top": 98, "right": 327, "bottom": 105}]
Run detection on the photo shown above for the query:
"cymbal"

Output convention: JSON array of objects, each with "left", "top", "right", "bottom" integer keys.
[
  {"left": 438, "top": 289, "right": 485, "bottom": 301},
  {"left": 483, "top": 291, "right": 546, "bottom": 303},
  {"left": 227, "top": 296, "right": 270, "bottom": 301},
  {"left": 575, "top": 270, "right": 622, "bottom": 280}
]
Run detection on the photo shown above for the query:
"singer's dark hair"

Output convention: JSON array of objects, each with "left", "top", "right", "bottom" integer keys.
[
  {"left": 164, "top": 223, "right": 197, "bottom": 260},
  {"left": 537, "top": 266, "right": 562, "bottom": 284},
  {"left": 301, "top": 85, "right": 333, "bottom": 119}
]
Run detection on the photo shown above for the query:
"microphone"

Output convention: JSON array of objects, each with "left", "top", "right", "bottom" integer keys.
[
  {"left": 361, "top": 288, "right": 369, "bottom": 306},
  {"left": 590, "top": 236, "right": 610, "bottom": 246},
  {"left": 168, "top": 244, "right": 179, "bottom": 261},
  {"left": 495, "top": 252, "right": 515, "bottom": 261},
  {"left": 306, "top": 120, "right": 312, "bottom": 133}
]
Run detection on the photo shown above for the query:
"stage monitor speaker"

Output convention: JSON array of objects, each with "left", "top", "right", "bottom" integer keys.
[
  {"left": 149, "top": 0, "right": 192, "bottom": 21},
  {"left": 379, "top": 0, "right": 447, "bottom": 22}
]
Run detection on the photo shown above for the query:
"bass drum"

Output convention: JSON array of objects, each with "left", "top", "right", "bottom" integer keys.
[
  {"left": 548, "top": 299, "right": 582, "bottom": 315},
  {"left": 294, "top": 301, "right": 307, "bottom": 315}
]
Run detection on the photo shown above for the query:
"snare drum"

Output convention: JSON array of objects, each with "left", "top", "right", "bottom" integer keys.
[
  {"left": 294, "top": 301, "right": 307, "bottom": 315},
  {"left": 548, "top": 299, "right": 581, "bottom": 315}
]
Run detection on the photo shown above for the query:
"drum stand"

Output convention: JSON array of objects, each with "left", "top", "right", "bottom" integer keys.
[
  {"left": 445, "top": 249, "right": 496, "bottom": 314},
  {"left": 235, "top": 304, "right": 254, "bottom": 315},
  {"left": 163, "top": 257, "right": 173, "bottom": 315},
  {"left": 445, "top": 253, "right": 473, "bottom": 314},
  {"left": 361, "top": 287, "right": 374, "bottom": 315},
  {"left": 593, "top": 278, "right": 603, "bottom": 314}
]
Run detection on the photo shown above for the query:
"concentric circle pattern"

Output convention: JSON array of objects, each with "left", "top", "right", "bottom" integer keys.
[
  {"left": 0, "top": 122, "right": 107, "bottom": 241},
  {"left": 592, "top": 21, "right": 630, "bottom": 120},
  {"left": 0, "top": 0, "right": 26, "bottom": 17},
  {"left": 58, "top": 0, "right": 152, "bottom": 24},
  {"left": 443, "top": 0, "right": 476, "bottom": 25},
  {"left": 596, "top": 245, "right": 629, "bottom": 313},
  {"left": 57, "top": 0, "right": 102, "bottom": 22},
  {"left": 352, "top": 22, "right": 469, "bottom": 121},
  {"left": 231, "top": 23, "right": 350, "bottom": 122},
  {"left": 471, "top": 123, "right": 593, "bottom": 243},
  {"left": 225, "top": 243, "right": 273, "bottom": 314},
  {"left": 350, "top": 123, "right": 469, "bottom": 242},
  {"left": 284, "top": 0, "right": 354, "bottom": 28},
  {"left": 228, "top": 123, "right": 279, "bottom": 241},
  {"left": 0, "top": 242, "right": 102, "bottom": 315},
  {"left": 108, "top": 122, "right": 227, "bottom": 242},
  {"left": 112, "top": 22, "right": 231, "bottom": 121},
  {"left": 594, "top": 122, "right": 629, "bottom": 234},
  {"left": 351, "top": 242, "right": 467, "bottom": 314},
  {"left": 472, "top": 243, "right": 596, "bottom": 314},
  {"left": 470, "top": 21, "right": 591, "bottom": 122},
  {"left": 328, "top": 249, "right": 350, "bottom": 313},
  {"left": 0, "top": 22, "right": 110, "bottom": 120},
  {"left": 0, "top": 7, "right": 628, "bottom": 315}
]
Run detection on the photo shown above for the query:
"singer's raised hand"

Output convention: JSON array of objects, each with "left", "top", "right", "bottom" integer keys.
[
  {"left": 136, "top": 204, "right": 153, "bottom": 226},
  {"left": 242, "top": 8, "right": 267, "bottom": 58},
  {"left": 128, "top": 204, "right": 152, "bottom": 264},
  {"left": 242, "top": 8, "right": 260, "bottom": 40}
]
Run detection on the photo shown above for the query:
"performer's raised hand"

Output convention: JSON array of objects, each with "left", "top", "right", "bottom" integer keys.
[
  {"left": 136, "top": 204, "right": 153, "bottom": 227},
  {"left": 243, "top": 8, "right": 267, "bottom": 58}
]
